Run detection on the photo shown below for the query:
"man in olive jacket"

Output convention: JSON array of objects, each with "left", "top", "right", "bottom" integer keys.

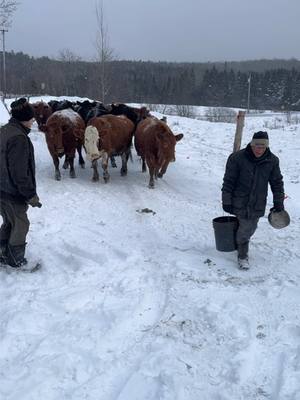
[
  {"left": 222, "top": 131, "right": 285, "bottom": 269},
  {"left": 0, "top": 98, "right": 42, "bottom": 269}
]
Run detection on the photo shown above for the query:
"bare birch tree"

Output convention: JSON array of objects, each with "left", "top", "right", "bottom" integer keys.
[
  {"left": 0, "top": 0, "right": 18, "bottom": 28},
  {"left": 58, "top": 48, "right": 82, "bottom": 63},
  {"left": 95, "top": 0, "right": 115, "bottom": 102},
  {"left": 57, "top": 48, "right": 83, "bottom": 96}
]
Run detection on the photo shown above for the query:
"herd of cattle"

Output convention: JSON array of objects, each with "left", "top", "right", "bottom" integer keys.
[{"left": 27, "top": 99, "right": 184, "bottom": 188}]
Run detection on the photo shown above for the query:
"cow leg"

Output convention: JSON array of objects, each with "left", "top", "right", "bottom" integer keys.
[
  {"left": 53, "top": 155, "right": 61, "bottom": 181},
  {"left": 141, "top": 157, "right": 147, "bottom": 172},
  {"left": 110, "top": 156, "right": 117, "bottom": 168},
  {"left": 62, "top": 156, "right": 69, "bottom": 169},
  {"left": 68, "top": 156, "right": 76, "bottom": 178},
  {"left": 120, "top": 152, "right": 128, "bottom": 176},
  {"left": 154, "top": 167, "right": 160, "bottom": 179},
  {"left": 77, "top": 144, "right": 85, "bottom": 169},
  {"left": 101, "top": 153, "right": 110, "bottom": 183},
  {"left": 148, "top": 167, "right": 155, "bottom": 189},
  {"left": 91, "top": 159, "right": 100, "bottom": 181},
  {"left": 146, "top": 156, "right": 155, "bottom": 188},
  {"left": 158, "top": 161, "right": 169, "bottom": 178}
]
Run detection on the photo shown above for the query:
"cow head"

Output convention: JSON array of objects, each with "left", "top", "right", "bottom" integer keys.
[
  {"left": 156, "top": 131, "right": 184, "bottom": 163},
  {"left": 32, "top": 101, "right": 52, "bottom": 131},
  {"left": 84, "top": 126, "right": 103, "bottom": 161},
  {"left": 139, "top": 106, "right": 150, "bottom": 120},
  {"left": 48, "top": 100, "right": 59, "bottom": 112}
]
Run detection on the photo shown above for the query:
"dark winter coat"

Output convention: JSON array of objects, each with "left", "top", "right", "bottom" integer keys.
[
  {"left": 222, "top": 144, "right": 284, "bottom": 219},
  {"left": 0, "top": 117, "right": 37, "bottom": 203}
]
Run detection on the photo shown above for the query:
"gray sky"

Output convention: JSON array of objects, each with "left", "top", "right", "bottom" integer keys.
[{"left": 6, "top": 0, "right": 300, "bottom": 62}]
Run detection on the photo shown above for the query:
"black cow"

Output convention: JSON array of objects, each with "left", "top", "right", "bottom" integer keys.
[{"left": 110, "top": 103, "right": 150, "bottom": 125}]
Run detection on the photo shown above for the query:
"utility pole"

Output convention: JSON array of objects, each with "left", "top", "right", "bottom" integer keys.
[
  {"left": 1, "top": 28, "right": 8, "bottom": 98},
  {"left": 247, "top": 73, "right": 251, "bottom": 113},
  {"left": 233, "top": 110, "right": 246, "bottom": 152}
]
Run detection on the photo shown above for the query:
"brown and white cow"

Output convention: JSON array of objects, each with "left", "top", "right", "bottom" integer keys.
[
  {"left": 44, "top": 109, "right": 85, "bottom": 180},
  {"left": 31, "top": 101, "right": 53, "bottom": 132},
  {"left": 134, "top": 117, "right": 183, "bottom": 188},
  {"left": 84, "top": 115, "right": 135, "bottom": 183}
]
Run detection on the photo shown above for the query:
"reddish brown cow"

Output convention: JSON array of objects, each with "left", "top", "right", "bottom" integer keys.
[
  {"left": 31, "top": 101, "right": 53, "bottom": 132},
  {"left": 84, "top": 115, "right": 135, "bottom": 182},
  {"left": 134, "top": 117, "right": 183, "bottom": 188},
  {"left": 44, "top": 109, "right": 85, "bottom": 180}
]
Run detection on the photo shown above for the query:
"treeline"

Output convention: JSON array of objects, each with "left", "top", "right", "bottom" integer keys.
[{"left": 3, "top": 51, "right": 300, "bottom": 110}]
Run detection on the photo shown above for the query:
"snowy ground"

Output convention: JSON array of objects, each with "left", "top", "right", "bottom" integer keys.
[{"left": 1, "top": 98, "right": 300, "bottom": 400}]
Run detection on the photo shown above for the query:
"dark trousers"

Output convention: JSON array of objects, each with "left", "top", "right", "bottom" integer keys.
[
  {"left": 0, "top": 198, "right": 29, "bottom": 246},
  {"left": 236, "top": 217, "right": 259, "bottom": 245}
]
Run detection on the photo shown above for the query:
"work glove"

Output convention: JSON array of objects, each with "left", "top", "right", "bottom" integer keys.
[
  {"left": 222, "top": 204, "right": 233, "bottom": 214},
  {"left": 270, "top": 202, "right": 284, "bottom": 213},
  {"left": 27, "top": 195, "right": 42, "bottom": 208}
]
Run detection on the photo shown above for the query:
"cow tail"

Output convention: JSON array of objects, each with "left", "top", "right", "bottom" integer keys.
[
  {"left": 129, "top": 148, "right": 133, "bottom": 162},
  {"left": 128, "top": 137, "right": 134, "bottom": 162}
]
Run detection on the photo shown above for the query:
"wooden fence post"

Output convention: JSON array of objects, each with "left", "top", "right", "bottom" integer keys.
[{"left": 233, "top": 110, "right": 246, "bottom": 152}]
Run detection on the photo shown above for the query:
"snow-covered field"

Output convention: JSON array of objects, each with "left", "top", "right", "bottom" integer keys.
[{"left": 1, "top": 98, "right": 300, "bottom": 400}]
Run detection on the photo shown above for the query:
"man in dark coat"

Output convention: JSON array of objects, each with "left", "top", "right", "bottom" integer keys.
[
  {"left": 222, "top": 131, "right": 285, "bottom": 269},
  {"left": 0, "top": 98, "right": 42, "bottom": 269}
]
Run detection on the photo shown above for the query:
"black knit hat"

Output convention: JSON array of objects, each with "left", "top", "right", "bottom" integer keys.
[
  {"left": 10, "top": 98, "right": 34, "bottom": 122},
  {"left": 252, "top": 131, "right": 268, "bottom": 140},
  {"left": 251, "top": 131, "right": 269, "bottom": 147}
]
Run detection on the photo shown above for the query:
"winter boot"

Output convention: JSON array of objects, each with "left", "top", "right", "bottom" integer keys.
[
  {"left": 6, "top": 244, "right": 41, "bottom": 272},
  {"left": 237, "top": 241, "right": 249, "bottom": 270},
  {"left": 0, "top": 240, "right": 8, "bottom": 264},
  {"left": 7, "top": 244, "right": 28, "bottom": 268}
]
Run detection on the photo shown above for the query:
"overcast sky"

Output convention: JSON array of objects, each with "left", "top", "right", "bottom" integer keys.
[{"left": 5, "top": 0, "right": 300, "bottom": 63}]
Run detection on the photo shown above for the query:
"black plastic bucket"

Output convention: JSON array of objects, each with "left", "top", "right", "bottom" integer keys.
[{"left": 212, "top": 216, "right": 238, "bottom": 252}]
